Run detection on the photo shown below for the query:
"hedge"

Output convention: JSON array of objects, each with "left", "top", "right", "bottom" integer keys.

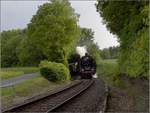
[{"left": 39, "top": 60, "right": 70, "bottom": 82}]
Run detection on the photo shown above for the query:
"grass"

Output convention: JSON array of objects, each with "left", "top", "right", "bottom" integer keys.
[
  {"left": 0, "top": 67, "right": 39, "bottom": 80},
  {"left": 1, "top": 76, "right": 63, "bottom": 96},
  {"left": 97, "top": 59, "right": 119, "bottom": 76},
  {"left": 101, "top": 59, "right": 117, "bottom": 64},
  {"left": 0, "top": 71, "right": 24, "bottom": 80},
  {"left": 1, "top": 75, "right": 70, "bottom": 107},
  {"left": 97, "top": 59, "right": 149, "bottom": 112},
  {"left": 97, "top": 59, "right": 120, "bottom": 86}
]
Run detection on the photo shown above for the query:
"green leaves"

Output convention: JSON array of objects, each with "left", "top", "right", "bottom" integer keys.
[
  {"left": 1, "top": 0, "right": 80, "bottom": 67},
  {"left": 77, "top": 28, "right": 101, "bottom": 64},
  {"left": 16, "top": 0, "right": 79, "bottom": 65},
  {"left": 1, "top": 29, "right": 26, "bottom": 67},
  {"left": 96, "top": 1, "right": 149, "bottom": 77},
  {"left": 39, "top": 60, "right": 70, "bottom": 82},
  {"left": 26, "top": 0, "right": 80, "bottom": 65},
  {"left": 101, "top": 46, "right": 119, "bottom": 59}
]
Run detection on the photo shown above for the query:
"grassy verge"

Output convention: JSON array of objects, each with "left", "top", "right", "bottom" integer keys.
[
  {"left": 97, "top": 59, "right": 149, "bottom": 112},
  {"left": 1, "top": 67, "right": 39, "bottom": 80},
  {"left": 97, "top": 59, "right": 119, "bottom": 85},
  {"left": 1, "top": 75, "right": 70, "bottom": 107}
]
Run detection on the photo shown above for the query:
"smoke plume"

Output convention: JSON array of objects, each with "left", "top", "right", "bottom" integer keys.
[{"left": 76, "top": 46, "right": 87, "bottom": 57}]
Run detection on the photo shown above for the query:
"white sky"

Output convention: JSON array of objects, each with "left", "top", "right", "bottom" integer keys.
[{"left": 1, "top": 0, "right": 119, "bottom": 49}]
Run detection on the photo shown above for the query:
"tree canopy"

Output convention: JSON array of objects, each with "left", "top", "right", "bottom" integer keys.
[
  {"left": 77, "top": 28, "right": 101, "bottom": 64},
  {"left": 77, "top": 28, "right": 94, "bottom": 47},
  {"left": 1, "top": 29, "right": 26, "bottom": 67},
  {"left": 20, "top": 0, "right": 80, "bottom": 65},
  {"left": 101, "top": 46, "right": 119, "bottom": 59},
  {"left": 96, "top": 0, "right": 149, "bottom": 77}
]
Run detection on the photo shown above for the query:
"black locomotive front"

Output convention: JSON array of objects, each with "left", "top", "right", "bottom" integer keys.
[
  {"left": 79, "top": 53, "right": 96, "bottom": 79},
  {"left": 68, "top": 53, "right": 96, "bottom": 79},
  {"left": 79, "top": 66, "right": 96, "bottom": 79}
]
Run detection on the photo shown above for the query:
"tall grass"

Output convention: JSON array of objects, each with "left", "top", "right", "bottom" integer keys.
[
  {"left": 0, "top": 67, "right": 39, "bottom": 80},
  {"left": 97, "top": 59, "right": 120, "bottom": 85}
]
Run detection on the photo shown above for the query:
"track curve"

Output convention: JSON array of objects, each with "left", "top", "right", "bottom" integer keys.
[{"left": 3, "top": 79, "right": 94, "bottom": 113}]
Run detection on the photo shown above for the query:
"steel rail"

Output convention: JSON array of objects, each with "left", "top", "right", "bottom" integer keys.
[
  {"left": 2, "top": 80, "right": 83, "bottom": 113},
  {"left": 46, "top": 79, "right": 94, "bottom": 113}
]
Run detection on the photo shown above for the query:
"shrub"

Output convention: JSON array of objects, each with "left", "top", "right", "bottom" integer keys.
[{"left": 39, "top": 60, "right": 70, "bottom": 82}]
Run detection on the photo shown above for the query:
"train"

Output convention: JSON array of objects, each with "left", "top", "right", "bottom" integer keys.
[
  {"left": 80, "top": 66, "right": 96, "bottom": 79},
  {"left": 68, "top": 53, "right": 96, "bottom": 80}
]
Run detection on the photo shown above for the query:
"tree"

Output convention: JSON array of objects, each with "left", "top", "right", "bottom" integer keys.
[
  {"left": 78, "top": 28, "right": 94, "bottom": 47},
  {"left": 87, "top": 43, "right": 101, "bottom": 64},
  {"left": 20, "top": 0, "right": 80, "bottom": 65},
  {"left": 96, "top": 0, "right": 149, "bottom": 77},
  {"left": 17, "top": 36, "right": 47, "bottom": 66},
  {"left": 101, "top": 46, "right": 119, "bottom": 59},
  {"left": 77, "top": 28, "right": 101, "bottom": 64},
  {"left": 1, "top": 29, "right": 25, "bottom": 67}
]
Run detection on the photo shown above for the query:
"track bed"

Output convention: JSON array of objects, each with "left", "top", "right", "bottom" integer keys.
[{"left": 3, "top": 79, "right": 108, "bottom": 113}]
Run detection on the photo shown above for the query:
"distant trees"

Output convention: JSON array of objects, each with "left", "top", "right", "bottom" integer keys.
[
  {"left": 1, "top": 0, "right": 80, "bottom": 67},
  {"left": 77, "top": 28, "right": 101, "bottom": 64},
  {"left": 101, "top": 46, "right": 119, "bottom": 59},
  {"left": 1, "top": 29, "right": 26, "bottom": 67},
  {"left": 78, "top": 28, "right": 94, "bottom": 47},
  {"left": 96, "top": 1, "right": 149, "bottom": 77}
]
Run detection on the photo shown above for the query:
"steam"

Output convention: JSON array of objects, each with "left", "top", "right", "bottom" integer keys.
[
  {"left": 93, "top": 73, "right": 98, "bottom": 78},
  {"left": 76, "top": 46, "right": 87, "bottom": 57}
]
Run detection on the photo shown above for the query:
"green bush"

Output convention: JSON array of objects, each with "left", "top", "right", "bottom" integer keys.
[{"left": 39, "top": 60, "right": 70, "bottom": 82}]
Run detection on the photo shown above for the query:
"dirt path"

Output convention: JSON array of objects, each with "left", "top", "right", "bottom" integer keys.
[{"left": 106, "top": 75, "right": 149, "bottom": 112}]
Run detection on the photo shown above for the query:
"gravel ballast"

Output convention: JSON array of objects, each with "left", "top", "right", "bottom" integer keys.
[{"left": 54, "top": 78, "right": 108, "bottom": 112}]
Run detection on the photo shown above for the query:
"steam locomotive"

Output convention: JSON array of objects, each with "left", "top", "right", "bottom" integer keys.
[{"left": 68, "top": 53, "right": 96, "bottom": 79}]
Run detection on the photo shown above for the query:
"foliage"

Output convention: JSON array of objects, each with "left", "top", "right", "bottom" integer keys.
[
  {"left": 39, "top": 60, "right": 70, "bottom": 82},
  {"left": 96, "top": 1, "right": 149, "bottom": 77},
  {"left": 101, "top": 46, "right": 119, "bottom": 59},
  {"left": 87, "top": 43, "right": 101, "bottom": 64},
  {"left": 0, "top": 29, "right": 26, "bottom": 67},
  {"left": 78, "top": 28, "right": 94, "bottom": 47},
  {"left": 1, "top": 0, "right": 80, "bottom": 69},
  {"left": 17, "top": 37, "right": 47, "bottom": 66},
  {"left": 25, "top": 0, "right": 80, "bottom": 66},
  {"left": 77, "top": 28, "right": 101, "bottom": 64}
]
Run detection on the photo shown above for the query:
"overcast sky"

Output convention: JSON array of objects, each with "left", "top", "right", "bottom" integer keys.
[{"left": 1, "top": 0, "right": 119, "bottom": 49}]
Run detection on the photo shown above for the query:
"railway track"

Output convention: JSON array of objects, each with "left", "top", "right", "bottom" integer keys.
[{"left": 3, "top": 79, "right": 94, "bottom": 113}]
